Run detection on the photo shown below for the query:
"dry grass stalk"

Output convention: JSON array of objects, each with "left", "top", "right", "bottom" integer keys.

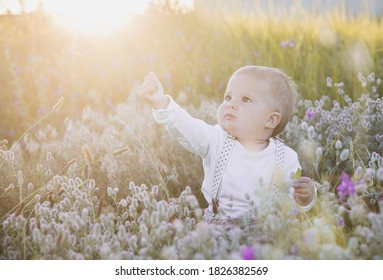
[
  {"left": 112, "top": 146, "right": 129, "bottom": 156},
  {"left": 14, "top": 201, "right": 25, "bottom": 217},
  {"left": 81, "top": 144, "right": 94, "bottom": 165},
  {"left": 56, "top": 232, "right": 63, "bottom": 247},
  {"left": 96, "top": 196, "right": 104, "bottom": 218},
  {"left": 59, "top": 158, "right": 77, "bottom": 175}
]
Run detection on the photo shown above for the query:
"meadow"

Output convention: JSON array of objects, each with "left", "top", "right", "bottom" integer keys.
[{"left": 0, "top": 3, "right": 383, "bottom": 259}]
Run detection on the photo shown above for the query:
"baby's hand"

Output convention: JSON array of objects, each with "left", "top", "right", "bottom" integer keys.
[
  {"left": 140, "top": 72, "right": 169, "bottom": 109},
  {"left": 292, "top": 177, "right": 315, "bottom": 206}
]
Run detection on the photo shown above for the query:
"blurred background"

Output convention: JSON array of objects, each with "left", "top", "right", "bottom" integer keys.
[{"left": 1, "top": 0, "right": 383, "bottom": 141}]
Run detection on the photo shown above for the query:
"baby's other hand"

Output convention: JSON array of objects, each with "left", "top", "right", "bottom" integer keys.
[
  {"left": 140, "top": 72, "right": 169, "bottom": 109},
  {"left": 292, "top": 177, "right": 315, "bottom": 206}
]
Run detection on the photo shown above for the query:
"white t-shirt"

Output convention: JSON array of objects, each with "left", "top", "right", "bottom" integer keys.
[{"left": 153, "top": 96, "right": 315, "bottom": 219}]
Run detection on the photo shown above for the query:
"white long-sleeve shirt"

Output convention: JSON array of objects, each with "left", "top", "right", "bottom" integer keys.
[{"left": 153, "top": 96, "right": 315, "bottom": 220}]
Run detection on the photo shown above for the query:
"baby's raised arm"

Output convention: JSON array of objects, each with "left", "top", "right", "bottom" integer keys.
[
  {"left": 139, "top": 72, "right": 218, "bottom": 159},
  {"left": 140, "top": 72, "right": 170, "bottom": 110}
]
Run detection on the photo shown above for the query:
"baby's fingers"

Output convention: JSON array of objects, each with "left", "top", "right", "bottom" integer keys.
[
  {"left": 149, "top": 71, "right": 158, "bottom": 80},
  {"left": 141, "top": 79, "right": 157, "bottom": 94},
  {"left": 293, "top": 186, "right": 310, "bottom": 195},
  {"left": 296, "top": 177, "right": 312, "bottom": 184}
]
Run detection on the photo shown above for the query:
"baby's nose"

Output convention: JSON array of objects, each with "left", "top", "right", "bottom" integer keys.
[{"left": 227, "top": 100, "right": 237, "bottom": 110}]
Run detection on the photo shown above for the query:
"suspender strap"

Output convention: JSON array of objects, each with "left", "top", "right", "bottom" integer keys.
[
  {"left": 210, "top": 134, "right": 236, "bottom": 215},
  {"left": 204, "top": 136, "right": 286, "bottom": 223},
  {"left": 269, "top": 137, "right": 286, "bottom": 205}
]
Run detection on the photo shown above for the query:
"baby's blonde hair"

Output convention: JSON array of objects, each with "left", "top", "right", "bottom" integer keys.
[{"left": 232, "top": 65, "right": 298, "bottom": 137}]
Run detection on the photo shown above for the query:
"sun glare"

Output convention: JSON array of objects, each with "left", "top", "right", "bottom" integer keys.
[
  {"left": 0, "top": 0, "right": 39, "bottom": 13},
  {"left": 1, "top": 0, "right": 195, "bottom": 35},
  {"left": 43, "top": 0, "right": 148, "bottom": 35}
]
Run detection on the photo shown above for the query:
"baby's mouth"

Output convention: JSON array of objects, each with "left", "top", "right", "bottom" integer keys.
[{"left": 224, "top": 113, "right": 236, "bottom": 120}]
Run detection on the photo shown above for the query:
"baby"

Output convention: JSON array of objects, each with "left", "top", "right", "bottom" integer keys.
[{"left": 140, "top": 66, "right": 316, "bottom": 223}]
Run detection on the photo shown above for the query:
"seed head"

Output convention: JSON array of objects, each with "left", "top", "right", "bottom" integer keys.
[
  {"left": 340, "top": 149, "right": 350, "bottom": 161},
  {"left": 335, "top": 140, "right": 342, "bottom": 149},
  {"left": 112, "top": 146, "right": 129, "bottom": 156},
  {"left": 81, "top": 144, "right": 94, "bottom": 165}
]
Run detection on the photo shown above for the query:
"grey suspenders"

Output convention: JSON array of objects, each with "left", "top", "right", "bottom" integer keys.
[{"left": 204, "top": 134, "right": 285, "bottom": 222}]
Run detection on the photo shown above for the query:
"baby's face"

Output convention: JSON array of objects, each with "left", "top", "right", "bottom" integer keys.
[{"left": 217, "top": 73, "right": 278, "bottom": 141}]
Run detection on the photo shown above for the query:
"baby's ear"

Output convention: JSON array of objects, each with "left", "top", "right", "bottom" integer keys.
[{"left": 266, "top": 112, "right": 281, "bottom": 128}]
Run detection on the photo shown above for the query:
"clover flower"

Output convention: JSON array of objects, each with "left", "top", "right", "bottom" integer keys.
[{"left": 337, "top": 172, "right": 356, "bottom": 200}]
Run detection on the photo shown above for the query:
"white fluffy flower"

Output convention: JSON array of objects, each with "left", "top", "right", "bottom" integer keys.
[
  {"left": 339, "top": 149, "right": 349, "bottom": 161},
  {"left": 335, "top": 140, "right": 342, "bottom": 149},
  {"left": 107, "top": 187, "right": 114, "bottom": 197},
  {"left": 119, "top": 199, "right": 128, "bottom": 208}
]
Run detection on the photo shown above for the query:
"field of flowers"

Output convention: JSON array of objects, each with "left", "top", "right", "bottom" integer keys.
[{"left": 1, "top": 3, "right": 383, "bottom": 259}]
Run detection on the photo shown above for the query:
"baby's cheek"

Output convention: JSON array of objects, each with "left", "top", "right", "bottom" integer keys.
[{"left": 216, "top": 106, "right": 224, "bottom": 123}]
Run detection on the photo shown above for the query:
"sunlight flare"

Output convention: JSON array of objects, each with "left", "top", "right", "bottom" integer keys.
[{"left": 43, "top": 0, "right": 148, "bottom": 35}]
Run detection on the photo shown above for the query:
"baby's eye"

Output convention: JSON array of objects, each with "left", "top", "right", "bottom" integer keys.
[
  {"left": 224, "top": 95, "right": 232, "bottom": 101},
  {"left": 242, "top": 97, "right": 252, "bottom": 103}
]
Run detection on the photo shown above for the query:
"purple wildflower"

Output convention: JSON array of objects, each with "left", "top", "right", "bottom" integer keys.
[
  {"left": 103, "top": 97, "right": 114, "bottom": 110},
  {"left": 37, "top": 107, "right": 47, "bottom": 115},
  {"left": 204, "top": 74, "right": 211, "bottom": 84},
  {"left": 40, "top": 76, "right": 50, "bottom": 87},
  {"left": 218, "top": 82, "right": 224, "bottom": 91},
  {"left": 8, "top": 129, "right": 15, "bottom": 139},
  {"left": 54, "top": 87, "right": 63, "bottom": 97},
  {"left": 184, "top": 43, "right": 192, "bottom": 51},
  {"left": 280, "top": 41, "right": 288, "bottom": 48},
  {"left": 338, "top": 217, "right": 345, "bottom": 227},
  {"left": 290, "top": 245, "right": 299, "bottom": 255},
  {"left": 291, "top": 207, "right": 299, "bottom": 215},
  {"left": 147, "top": 53, "right": 157, "bottom": 62},
  {"left": 182, "top": 86, "right": 192, "bottom": 94},
  {"left": 336, "top": 172, "right": 356, "bottom": 200},
  {"left": 280, "top": 39, "right": 295, "bottom": 48},
  {"left": 306, "top": 110, "right": 317, "bottom": 121},
  {"left": 14, "top": 66, "right": 22, "bottom": 74},
  {"left": 241, "top": 246, "right": 255, "bottom": 260}
]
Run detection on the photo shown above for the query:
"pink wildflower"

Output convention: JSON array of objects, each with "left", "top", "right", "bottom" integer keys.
[
  {"left": 306, "top": 110, "right": 317, "bottom": 121},
  {"left": 241, "top": 246, "right": 255, "bottom": 260},
  {"left": 280, "top": 39, "right": 295, "bottom": 48},
  {"left": 336, "top": 172, "right": 355, "bottom": 200}
]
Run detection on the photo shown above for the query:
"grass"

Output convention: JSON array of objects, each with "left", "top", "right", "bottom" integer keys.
[
  {"left": 0, "top": 3, "right": 383, "bottom": 260},
  {"left": 1, "top": 6, "right": 383, "bottom": 140}
]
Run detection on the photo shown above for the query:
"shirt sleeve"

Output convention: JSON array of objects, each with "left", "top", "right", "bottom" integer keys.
[{"left": 152, "top": 95, "right": 215, "bottom": 158}]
